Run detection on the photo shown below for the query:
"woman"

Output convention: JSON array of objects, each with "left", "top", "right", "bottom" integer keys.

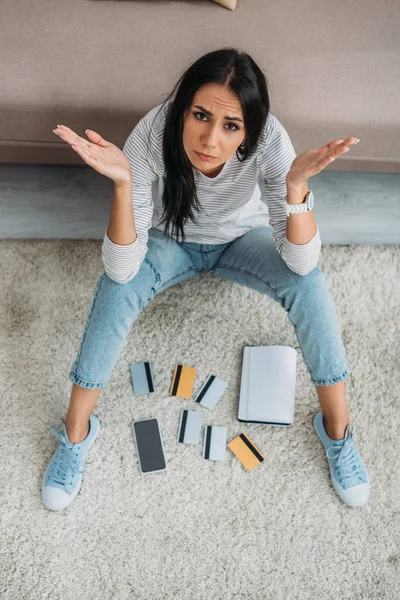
[{"left": 41, "top": 47, "right": 370, "bottom": 512}]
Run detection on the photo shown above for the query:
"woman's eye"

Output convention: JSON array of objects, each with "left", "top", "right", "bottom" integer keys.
[
  {"left": 194, "top": 111, "right": 207, "bottom": 121},
  {"left": 193, "top": 112, "right": 239, "bottom": 131}
]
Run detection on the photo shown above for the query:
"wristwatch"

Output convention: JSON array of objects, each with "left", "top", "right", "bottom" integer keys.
[{"left": 284, "top": 189, "right": 314, "bottom": 218}]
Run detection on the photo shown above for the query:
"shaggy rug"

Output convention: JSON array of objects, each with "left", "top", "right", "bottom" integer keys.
[{"left": 0, "top": 239, "right": 399, "bottom": 600}]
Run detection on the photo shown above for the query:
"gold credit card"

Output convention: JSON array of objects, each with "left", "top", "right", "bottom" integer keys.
[
  {"left": 228, "top": 433, "right": 264, "bottom": 471},
  {"left": 169, "top": 364, "right": 196, "bottom": 399}
]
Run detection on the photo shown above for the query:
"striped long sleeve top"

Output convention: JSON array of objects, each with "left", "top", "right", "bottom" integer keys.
[{"left": 102, "top": 102, "right": 321, "bottom": 284}]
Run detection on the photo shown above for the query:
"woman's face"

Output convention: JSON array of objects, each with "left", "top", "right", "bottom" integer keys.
[{"left": 183, "top": 83, "right": 246, "bottom": 178}]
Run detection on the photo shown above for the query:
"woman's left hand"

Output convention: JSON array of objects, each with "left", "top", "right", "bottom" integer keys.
[{"left": 286, "top": 136, "right": 360, "bottom": 187}]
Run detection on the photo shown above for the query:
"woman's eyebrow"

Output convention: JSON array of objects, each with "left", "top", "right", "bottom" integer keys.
[{"left": 194, "top": 105, "right": 243, "bottom": 123}]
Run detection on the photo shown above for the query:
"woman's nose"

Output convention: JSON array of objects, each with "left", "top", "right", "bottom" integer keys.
[{"left": 202, "top": 133, "right": 218, "bottom": 146}]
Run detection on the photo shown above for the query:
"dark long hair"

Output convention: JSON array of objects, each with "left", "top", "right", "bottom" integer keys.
[{"left": 149, "top": 47, "right": 270, "bottom": 242}]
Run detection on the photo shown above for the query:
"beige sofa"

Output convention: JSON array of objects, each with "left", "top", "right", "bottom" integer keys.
[{"left": 0, "top": 0, "right": 398, "bottom": 173}]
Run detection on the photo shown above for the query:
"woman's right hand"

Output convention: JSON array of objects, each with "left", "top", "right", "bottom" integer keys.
[{"left": 53, "top": 125, "right": 132, "bottom": 186}]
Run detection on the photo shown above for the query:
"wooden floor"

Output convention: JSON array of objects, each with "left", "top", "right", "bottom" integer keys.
[{"left": 0, "top": 164, "right": 399, "bottom": 244}]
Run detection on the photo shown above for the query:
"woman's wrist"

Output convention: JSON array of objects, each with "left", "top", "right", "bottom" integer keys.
[
  {"left": 286, "top": 178, "right": 309, "bottom": 205},
  {"left": 114, "top": 177, "right": 132, "bottom": 189}
]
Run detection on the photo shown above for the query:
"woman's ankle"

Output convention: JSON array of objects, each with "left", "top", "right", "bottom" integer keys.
[{"left": 64, "top": 418, "right": 90, "bottom": 444}]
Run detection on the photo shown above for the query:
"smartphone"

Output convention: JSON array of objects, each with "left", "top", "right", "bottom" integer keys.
[{"left": 132, "top": 418, "right": 167, "bottom": 475}]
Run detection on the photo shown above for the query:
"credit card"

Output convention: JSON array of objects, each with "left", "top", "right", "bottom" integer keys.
[
  {"left": 177, "top": 409, "right": 202, "bottom": 445},
  {"left": 194, "top": 375, "right": 228, "bottom": 410},
  {"left": 169, "top": 364, "right": 196, "bottom": 399},
  {"left": 130, "top": 362, "right": 156, "bottom": 395},
  {"left": 228, "top": 433, "right": 264, "bottom": 471},
  {"left": 203, "top": 425, "right": 227, "bottom": 461}
]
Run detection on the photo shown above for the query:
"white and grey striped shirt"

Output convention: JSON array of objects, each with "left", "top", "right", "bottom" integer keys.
[{"left": 102, "top": 102, "right": 321, "bottom": 284}]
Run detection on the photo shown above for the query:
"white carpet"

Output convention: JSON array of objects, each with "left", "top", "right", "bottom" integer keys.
[{"left": 1, "top": 239, "right": 399, "bottom": 600}]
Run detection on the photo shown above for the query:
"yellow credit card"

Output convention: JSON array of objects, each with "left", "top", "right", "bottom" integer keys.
[
  {"left": 169, "top": 364, "right": 196, "bottom": 399},
  {"left": 228, "top": 433, "right": 264, "bottom": 471}
]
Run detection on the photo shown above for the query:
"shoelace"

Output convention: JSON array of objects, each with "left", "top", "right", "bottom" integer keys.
[
  {"left": 49, "top": 425, "right": 85, "bottom": 485},
  {"left": 326, "top": 424, "right": 366, "bottom": 486}
]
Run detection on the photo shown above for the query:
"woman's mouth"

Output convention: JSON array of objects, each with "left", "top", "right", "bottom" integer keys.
[{"left": 195, "top": 151, "right": 217, "bottom": 161}]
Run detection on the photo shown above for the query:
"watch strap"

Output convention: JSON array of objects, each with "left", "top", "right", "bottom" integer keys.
[{"left": 285, "top": 190, "right": 312, "bottom": 217}]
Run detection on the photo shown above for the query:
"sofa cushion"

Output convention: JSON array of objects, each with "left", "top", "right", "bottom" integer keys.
[{"left": 0, "top": 0, "right": 398, "bottom": 172}]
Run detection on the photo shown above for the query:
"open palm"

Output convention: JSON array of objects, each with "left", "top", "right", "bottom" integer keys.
[
  {"left": 287, "top": 136, "right": 360, "bottom": 186},
  {"left": 53, "top": 125, "right": 132, "bottom": 185}
]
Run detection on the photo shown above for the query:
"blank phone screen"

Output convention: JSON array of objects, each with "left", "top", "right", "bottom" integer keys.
[{"left": 133, "top": 419, "right": 166, "bottom": 473}]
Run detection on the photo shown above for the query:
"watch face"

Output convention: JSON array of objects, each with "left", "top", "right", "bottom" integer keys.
[{"left": 308, "top": 191, "right": 314, "bottom": 209}]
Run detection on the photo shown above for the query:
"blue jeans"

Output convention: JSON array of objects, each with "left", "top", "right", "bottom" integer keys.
[{"left": 69, "top": 226, "right": 349, "bottom": 389}]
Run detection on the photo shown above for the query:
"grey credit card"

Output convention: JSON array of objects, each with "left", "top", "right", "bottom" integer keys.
[
  {"left": 130, "top": 362, "right": 156, "bottom": 395},
  {"left": 177, "top": 409, "right": 202, "bottom": 445}
]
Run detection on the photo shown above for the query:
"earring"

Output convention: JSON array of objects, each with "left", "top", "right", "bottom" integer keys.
[{"left": 239, "top": 137, "right": 246, "bottom": 149}]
